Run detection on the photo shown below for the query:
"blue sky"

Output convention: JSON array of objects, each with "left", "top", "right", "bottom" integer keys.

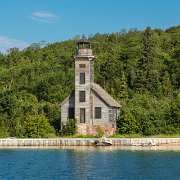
[{"left": 0, "top": 0, "right": 179, "bottom": 53}]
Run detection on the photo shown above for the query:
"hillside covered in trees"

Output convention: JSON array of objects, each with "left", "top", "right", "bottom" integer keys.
[{"left": 0, "top": 26, "right": 179, "bottom": 137}]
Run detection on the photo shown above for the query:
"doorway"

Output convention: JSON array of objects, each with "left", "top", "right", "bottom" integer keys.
[{"left": 80, "top": 108, "right": 85, "bottom": 123}]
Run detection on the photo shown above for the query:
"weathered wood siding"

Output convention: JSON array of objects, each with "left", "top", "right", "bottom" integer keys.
[
  {"left": 109, "top": 107, "right": 117, "bottom": 125},
  {"left": 75, "top": 59, "right": 91, "bottom": 124},
  {"left": 91, "top": 91, "right": 109, "bottom": 125},
  {"left": 90, "top": 60, "right": 94, "bottom": 83},
  {"left": 61, "top": 94, "right": 75, "bottom": 125}
]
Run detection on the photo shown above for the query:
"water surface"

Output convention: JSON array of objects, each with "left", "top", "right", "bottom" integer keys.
[{"left": 0, "top": 147, "right": 179, "bottom": 179}]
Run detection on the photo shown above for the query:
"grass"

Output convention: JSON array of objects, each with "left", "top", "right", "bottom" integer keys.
[
  {"left": 60, "top": 134, "right": 96, "bottom": 138},
  {"left": 110, "top": 134, "right": 143, "bottom": 138},
  {"left": 145, "top": 134, "right": 180, "bottom": 138},
  {"left": 59, "top": 134, "right": 180, "bottom": 138},
  {"left": 111, "top": 134, "right": 180, "bottom": 138}
]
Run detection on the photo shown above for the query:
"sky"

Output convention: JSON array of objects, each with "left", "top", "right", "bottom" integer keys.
[{"left": 0, "top": 0, "right": 179, "bottom": 53}]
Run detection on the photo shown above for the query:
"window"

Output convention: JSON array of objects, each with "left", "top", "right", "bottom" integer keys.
[
  {"left": 79, "top": 73, "right": 85, "bottom": 84},
  {"left": 80, "top": 108, "right": 85, "bottom": 123},
  {"left": 109, "top": 108, "right": 113, "bottom": 121},
  {"left": 79, "top": 64, "right": 85, "bottom": 68},
  {"left": 79, "top": 91, "right": 85, "bottom": 102},
  {"left": 94, "top": 107, "right": 102, "bottom": 119},
  {"left": 68, "top": 108, "right": 74, "bottom": 119},
  {"left": 109, "top": 108, "right": 116, "bottom": 121}
]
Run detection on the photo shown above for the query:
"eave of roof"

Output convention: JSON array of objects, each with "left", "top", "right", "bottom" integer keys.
[
  {"left": 59, "top": 91, "right": 74, "bottom": 106},
  {"left": 91, "top": 83, "right": 122, "bottom": 108},
  {"left": 60, "top": 84, "right": 122, "bottom": 108}
]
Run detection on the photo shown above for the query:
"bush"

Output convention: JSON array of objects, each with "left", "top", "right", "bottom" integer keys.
[
  {"left": 61, "top": 119, "right": 77, "bottom": 136},
  {"left": 24, "top": 114, "right": 56, "bottom": 138},
  {"left": 96, "top": 126, "right": 104, "bottom": 137},
  {"left": 0, "top": 127, "right": 9, "bottom": 138}
]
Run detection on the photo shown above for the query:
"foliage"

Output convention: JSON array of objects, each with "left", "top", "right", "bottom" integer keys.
[
  {"left": 61, "top": 119, "right": 77, "bottom": 136},
  {"left": 24, "top": 113, "right": 56, "bottom": 138},
  {"left": 96, "top": 126, "right": 105, "bottom": 137},
  {"left": 62, "top": 134, "right": 95, "bottom": 138},
  {"left": 0, "top": 127, "right": 9, "bottom": 137},
  {"left": 117, "top": 105, "right": 139, "bottom": 134},
  {"left": 0, "top": 25, "right": 180, "bottom": 137},
  {"left": 111, "top": 133, "right": 180, "bottom": 138}
]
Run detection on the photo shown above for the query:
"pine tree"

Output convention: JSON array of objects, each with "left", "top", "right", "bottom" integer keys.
[
  {"left": 162, "top": 71, "right": 173, "bottom": 96},
  {"left": 119, "top": 72, "right": 128, "bottom": 99},
  {"left": 136, "top": 27, "right": 161, "bottom": 94}
]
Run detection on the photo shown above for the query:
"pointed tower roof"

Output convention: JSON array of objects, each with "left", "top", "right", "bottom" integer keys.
[{"left": 78, "top": 34, "right": 90, "bottom": 43}]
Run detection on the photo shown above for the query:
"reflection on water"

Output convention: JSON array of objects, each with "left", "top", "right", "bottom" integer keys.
[
  {"left": 60, "top": 145, "right": 180, "bottom": 151},
  {"left": 0, "top": 146, "right": 179, "bottom": 179}
]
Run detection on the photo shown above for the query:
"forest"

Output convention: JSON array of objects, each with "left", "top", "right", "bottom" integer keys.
[{"left": 0, "top": 26, "right": 179, "bottom": 137}]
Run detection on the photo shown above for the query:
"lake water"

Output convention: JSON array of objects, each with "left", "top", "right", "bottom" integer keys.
[{"left": 0, "top": 147, "right": 180, "bottom": 180}]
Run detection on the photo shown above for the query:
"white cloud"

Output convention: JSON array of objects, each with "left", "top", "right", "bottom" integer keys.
[
  {"left": 0, "top": 36, "right": 29, "bottom": 53},
  {"left": 30, "top": 11, "right": 59, "bottom": 23}
]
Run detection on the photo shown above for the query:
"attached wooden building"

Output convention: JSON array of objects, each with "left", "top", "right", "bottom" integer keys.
[{"left": 60, "top": 36, "right": 121, "bottom": 136}]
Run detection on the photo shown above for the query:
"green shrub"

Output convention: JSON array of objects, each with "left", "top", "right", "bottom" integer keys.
[
  {"left": 24, "top": 114, "right": 56, "bottom": 138},
  {"left": 96, "top": 126, "right": 104, "bottom": 137},
  {"left": 61, "top": 119, "right": 77, "bottom": 136},
  {"left": 0, "top": 127, "right": 9, "bottom": 138}
]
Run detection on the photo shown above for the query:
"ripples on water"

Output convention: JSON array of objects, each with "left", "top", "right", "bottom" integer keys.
[{"left": 0, "top": 147, "right": 179, "bottom": 180}]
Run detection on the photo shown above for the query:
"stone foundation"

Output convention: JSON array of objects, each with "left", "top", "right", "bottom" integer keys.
[{"left": 77, "top": 124, "right": 116, "bottom": 137}]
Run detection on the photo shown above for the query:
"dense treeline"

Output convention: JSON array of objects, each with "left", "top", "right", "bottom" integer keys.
[{"left": 0, "top": 26, "right": 179, "bottom": 137}]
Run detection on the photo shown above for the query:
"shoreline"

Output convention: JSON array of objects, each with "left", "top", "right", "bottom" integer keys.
[{"left": 0, "top": 138, "right": 179, "bottom": 149}]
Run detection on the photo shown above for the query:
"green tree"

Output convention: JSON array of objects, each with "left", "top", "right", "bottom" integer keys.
[
  {"left": 117, "top": 106, "right": 139, "bottom": 134},
  {"left": 24, "top": 113, "right": 55, "bottom": 138},
  {"left": 61, "top": 119, "right": 77, "bottom": 136},
  {"left": 119, "top": 72, "right": 128, "bottom": 99},
  {"left": 136, "top": 27, "right": 162, "bottom": 94},
  {"left": 162, "top": 71, "right": 173, "bottom": 96}
]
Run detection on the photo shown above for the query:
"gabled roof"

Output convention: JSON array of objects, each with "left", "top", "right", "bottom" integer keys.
[
  {"left": 60, "top": 84, "right": 122, "bottom": 108},
  {"left": 91, "top": 83, "right": 122, "bottom": 108},
  {"left": 60, "top": 91, "right": 74, "bottom": 107}
]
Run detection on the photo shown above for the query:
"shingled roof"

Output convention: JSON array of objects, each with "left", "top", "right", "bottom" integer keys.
[{"left": 91, "top": 83, "right": 122, "bottom": 108}]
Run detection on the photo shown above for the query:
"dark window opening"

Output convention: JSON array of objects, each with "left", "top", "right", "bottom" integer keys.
[
  {"left": 79, "top": 64, "right": 86, "bottom": 68},
  {"left": 79, "top": 91, "right": 85, "bottom": 102},
  {"left": 80, "top": 108, "right": 85, "bottom": 123},
  {"left": 95, "top": 107, "right": 102, "bottom": 119},
  {"left": 80, "top": 73, "right": 85, "bottom": 84},
  {"left": 68, "top": 108, "right": 74, "bottom": 119},
  {"left": 78, "top": 43, "right": 91, "bottom": 49}
]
